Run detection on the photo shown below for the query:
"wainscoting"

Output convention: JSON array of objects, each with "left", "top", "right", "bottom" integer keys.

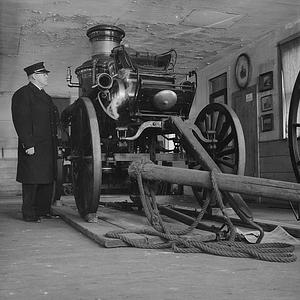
[{"left": 0, "top": 159, "right": 21, "bottom": 196}]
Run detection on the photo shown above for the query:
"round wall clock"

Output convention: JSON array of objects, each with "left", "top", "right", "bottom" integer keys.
[{"left": 235, "top": 53, "right": 251, "bottom": 89}]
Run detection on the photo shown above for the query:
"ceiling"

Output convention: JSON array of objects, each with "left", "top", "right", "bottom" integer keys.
[
  {"left": 0, "top": 0, "right": 299, "bottom": 148},
  {"left": 1, "top": 0, "right": 300, "bottom": 75}
]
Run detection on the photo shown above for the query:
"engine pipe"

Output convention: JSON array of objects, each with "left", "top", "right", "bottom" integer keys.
[
  {"left": 66, "top": 66, "right": 80, "bottom": 88},
  {"left": 96, "top": 73, "right": 114, "bottom": 89}
]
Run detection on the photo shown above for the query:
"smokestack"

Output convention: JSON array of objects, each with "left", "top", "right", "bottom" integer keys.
[{"left": 86, "top": 24, "right": 125, "bottom": 57}]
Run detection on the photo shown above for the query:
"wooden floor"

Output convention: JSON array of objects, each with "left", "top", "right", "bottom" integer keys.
[{"left": 1, "top": 195, "right": 300, "bottom": 300}]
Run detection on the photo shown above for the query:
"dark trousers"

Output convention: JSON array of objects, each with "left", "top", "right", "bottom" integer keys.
[{"left": 22, "top": 183, "right": 53, "bottom": 218}]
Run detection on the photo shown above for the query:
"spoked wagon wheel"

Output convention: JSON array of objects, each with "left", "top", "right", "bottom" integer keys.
[
  {"left": 70, "top": 97, "right": 102, "bottom": 221},
  {"left": 288, "top": 71, "right": 300, "bottom": 183},
  {"left": 288, "top": 71, "right": 300, "bottom": 220},
  {"left": 189, "top": 103, "right": 246, "bottom": 206}
]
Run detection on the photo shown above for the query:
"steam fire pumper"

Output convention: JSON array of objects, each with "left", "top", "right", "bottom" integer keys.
[{"left": 55, "top": 24, "right": 297, "bottom": 262}]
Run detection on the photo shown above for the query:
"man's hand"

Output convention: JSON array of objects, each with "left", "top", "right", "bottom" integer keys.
[{"left": 25, "top": 147, "right": 35, "bottom": 155}]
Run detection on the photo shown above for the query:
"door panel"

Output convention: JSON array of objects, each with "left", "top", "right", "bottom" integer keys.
[{"left": 232, "top": 85, "right": 258, "bottom": 177}]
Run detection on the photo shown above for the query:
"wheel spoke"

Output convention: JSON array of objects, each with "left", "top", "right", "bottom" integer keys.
[
  {"left": 197, "top": 120, "right": 206, "bottom": 138},
  {"left": 191, "top": 163, "right": 202, "bottom": 170},
  {"left": 210, "top": 110, "right": 216, "bottom": 131},
  {"left": 215, "top": 158, "right": 236, "bottom": 169},
  {"left": 205, "top": 113, "right": 210, "bottom": 131},
  {"left": 216, "top": 118, "right": 230, "bottom": 140},
  {"left": 217, "top": 147, "right": 236, "bottom": 157},
  {"left": 216, "top": 132, "right": 234, "bottom": 151},
  {"left": 215, "top": 112, "right": 224, "bottom": 135}
]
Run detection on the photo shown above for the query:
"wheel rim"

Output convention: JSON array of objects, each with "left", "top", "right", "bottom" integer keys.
[
  {"left": 288, "top": 71, "right": 300, "bottom": 183},
  {"left": 71, "top": 97, "right": 102, "bottom": 217},
  {"left": 194, "top": 103, "right": 245, "bottom": 174},
  {"left": 190, "top": 103, "right": 246, "bottom": 205}
]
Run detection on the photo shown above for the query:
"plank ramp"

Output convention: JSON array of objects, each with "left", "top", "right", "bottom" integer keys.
[{"left": 52, "top": 204, "right": 216, "bottom": 248}]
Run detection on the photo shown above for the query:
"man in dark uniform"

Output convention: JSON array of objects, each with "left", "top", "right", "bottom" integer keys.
[{"left": 11, "top": 62, "right": 59, "bottom": 222}]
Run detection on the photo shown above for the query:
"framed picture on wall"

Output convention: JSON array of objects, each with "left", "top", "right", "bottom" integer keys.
[
  {"left": 261, "top": 113, "right": 274, "bottom": 132},
  {"left": 261, "top": 94, "right": 273, "bottom": 112},
  {"left": 258, "top": 71, "right": 273, "bottom": 92}
]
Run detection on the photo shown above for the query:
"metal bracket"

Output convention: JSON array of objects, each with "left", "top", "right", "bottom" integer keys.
[{"left": 120, "top": 121, "right": 162, "bottom": 141}]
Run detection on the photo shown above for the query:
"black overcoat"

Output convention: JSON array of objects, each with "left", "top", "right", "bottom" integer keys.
[{"left": 11, "top": 82, "right": 59, "bottom": 184}]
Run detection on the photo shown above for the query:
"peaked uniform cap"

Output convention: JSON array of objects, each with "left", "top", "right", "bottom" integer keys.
[{"left": 24, "top": 62, "right": 50, "bottom": 76}]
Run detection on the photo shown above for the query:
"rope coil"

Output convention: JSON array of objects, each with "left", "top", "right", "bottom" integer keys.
[{"left": 107, "top": 161, "right": 297, "bottom": 263}]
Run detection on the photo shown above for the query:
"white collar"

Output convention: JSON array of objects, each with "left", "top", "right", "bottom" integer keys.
[{"left": 31, "top": 82, "right": 43, "bottom": 90}]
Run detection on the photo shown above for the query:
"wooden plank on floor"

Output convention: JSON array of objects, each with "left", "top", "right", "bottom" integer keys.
[
  {"left": 99, "top": 206, "right": 216, "bottom": 241},
  {"left": 52, "top": 205, "right": 129, "bottom": 248},
  {"left": 52, "top": 204, "right": 215, "bottom": 248},
  {"left": 54, "top": 205, "right": 180, "bottom": 248}
]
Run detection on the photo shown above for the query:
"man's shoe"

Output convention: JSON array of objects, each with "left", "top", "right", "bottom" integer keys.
[
  {"left": 84, "top": 213, "right": 98, "bottom": 223},
  {"left": 23, "top": 216, "right": 41, "bottom": 223},
  {"left": 39, "top": 213, "right": 60, "bottom": 219}
]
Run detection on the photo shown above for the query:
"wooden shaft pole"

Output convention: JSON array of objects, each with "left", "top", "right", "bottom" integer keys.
[
  {"left": 128, "top": 161, "right": 300, "bottom": 203},
  {"left": 169, "top": 116, "right": 253, "bottom": 220}
]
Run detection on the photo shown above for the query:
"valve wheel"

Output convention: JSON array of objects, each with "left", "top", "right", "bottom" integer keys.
[
  {"left": 288, "top": 71, "right": 300, "bottom": 183},
  {"left": 190, "top": 102, "right": 246, "bottom": 206},
  {"left": 70, "top": 97, "right": 102, "bottom": 219}
]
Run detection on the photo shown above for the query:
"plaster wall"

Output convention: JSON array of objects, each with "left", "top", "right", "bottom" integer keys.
[
  {"left": 189, "top": 19, "right": 300, "bottom": 184},
  {"left": 0, "top": 29, "right": 90, "bottom": 153},
  {"left": 190, "top": 18, "right": 300, "bottom": 143}
]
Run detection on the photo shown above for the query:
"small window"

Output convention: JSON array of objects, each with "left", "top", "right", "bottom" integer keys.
[{"left": 209, "top": 73, "right": 227, "bottom": 104}]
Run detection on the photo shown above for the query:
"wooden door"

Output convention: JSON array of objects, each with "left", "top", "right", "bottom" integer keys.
[{"left": 232, "top": 85, "right": 258, "bottom": 177}]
